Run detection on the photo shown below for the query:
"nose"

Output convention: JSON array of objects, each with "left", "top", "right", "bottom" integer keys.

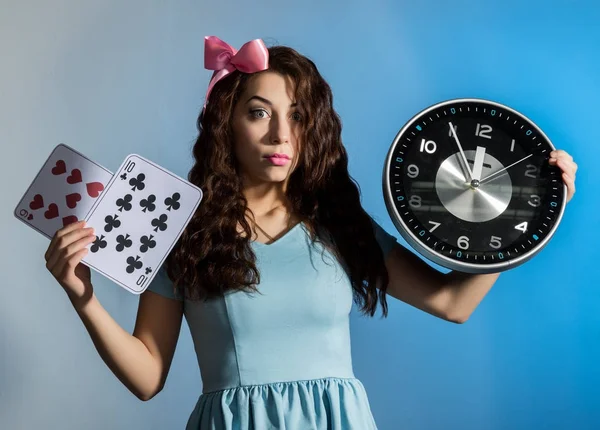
[{"left": 270, "top": 115, "right": 291, "bottom": 145}]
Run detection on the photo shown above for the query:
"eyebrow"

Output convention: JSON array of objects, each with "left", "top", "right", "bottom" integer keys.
[{"left": 245, "top": 95, "right": 297, "bottom": 107}]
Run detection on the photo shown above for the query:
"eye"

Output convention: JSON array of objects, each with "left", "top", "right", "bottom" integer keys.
[
  {"left": 291, "top": 112, "right": 303, "bottom": 122},
  {"left": 250, "top": 108, "right": 269, "bottom": 119}
]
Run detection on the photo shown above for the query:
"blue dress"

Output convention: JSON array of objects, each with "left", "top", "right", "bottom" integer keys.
[{"left": 147, "top": 219, "right": 397, "bottom": 429}]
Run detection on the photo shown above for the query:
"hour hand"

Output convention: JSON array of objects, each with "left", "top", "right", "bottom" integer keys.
[{"left": 471, "top": 146, "right": 487, "bottom": 183}]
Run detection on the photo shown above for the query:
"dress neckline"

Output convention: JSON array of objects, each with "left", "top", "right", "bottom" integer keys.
[{"left": 251, "top": 221, "right": 304, "bottom": 248}]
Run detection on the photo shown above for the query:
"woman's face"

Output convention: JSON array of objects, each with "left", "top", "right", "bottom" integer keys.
[{"left": 231, "top": 72, "right": 303, "bottom": 188}]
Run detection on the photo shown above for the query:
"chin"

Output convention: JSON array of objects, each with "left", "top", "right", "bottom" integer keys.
[
  {"left": 252, "top": 167, "right": 291, "bottom": 183},
  {"left": 263, "top": 172, "right": 290, "bottom": 183}
]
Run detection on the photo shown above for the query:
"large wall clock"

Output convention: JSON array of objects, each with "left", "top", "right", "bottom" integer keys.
[{"left": 382, "top": 98, "right": 566, "bottom": 274}]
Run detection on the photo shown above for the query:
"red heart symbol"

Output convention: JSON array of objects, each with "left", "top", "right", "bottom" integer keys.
[
  {"left": 27, "top": 214, "right": 33, "bottom": 220},
  {"left": 44, "top": 203, "right": 59, "bottom": 219},
  {"left": 87, "top": 182, "right": 104, "bottom": 198},
  {"left": 52, "top": 160, "right": 66, "bottom": 175},
  {"left": 29, "top": 194, "right": 44, "bottom": 210},
  {"left": 66, "top": 192, "right": 82, "bottom": 209},
  {"left": 62, "top": 215, "right": 78, "bottom": 227},
  {"left": 67, "top": 169, "right": 82, "bottom": 184}
]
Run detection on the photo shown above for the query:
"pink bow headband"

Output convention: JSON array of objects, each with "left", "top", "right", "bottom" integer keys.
[{"left": 202, "top": 36, "right": 270, "bottom": 109}]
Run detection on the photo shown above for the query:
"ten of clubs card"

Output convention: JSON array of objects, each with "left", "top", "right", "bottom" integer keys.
[
  {"left": 81, "top": 154, "right": 203, "bottom": 294},
  {"left": 13, "top": 144, "right": 112, "bottom": 239}
]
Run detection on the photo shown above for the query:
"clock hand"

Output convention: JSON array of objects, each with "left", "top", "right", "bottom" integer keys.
[
  {"left": 471, "top": 146, "right": 487, "bottom": 182},
  {"left": 448, "top": 121, "right": 473, "bottom": 182},
  {"left": 479, "top": 153, "right": 533, "bottom": 184}
]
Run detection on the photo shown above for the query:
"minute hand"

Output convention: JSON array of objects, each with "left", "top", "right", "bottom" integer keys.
[
  {"left": 479, "top": 154, "right": 533, "bottom": 184},
  {"left": 448, "top": 121, "right": 473, "bottom": 181}
]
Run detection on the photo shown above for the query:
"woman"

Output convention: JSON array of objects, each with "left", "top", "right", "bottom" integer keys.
[{"left": 44, "top": 36, "right": 578, "bottom": 429}]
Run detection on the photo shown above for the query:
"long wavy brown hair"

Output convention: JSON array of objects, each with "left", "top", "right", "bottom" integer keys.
[{"left": 164, "top": 45, "right": 390, "bottom": 317}]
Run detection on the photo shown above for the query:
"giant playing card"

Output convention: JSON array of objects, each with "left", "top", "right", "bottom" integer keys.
[
  {"left": 14, "top": 144, "right": 112, "bottom": 239},
  {"left": 81, "top": 154, "right": 203, "bottom": 294}
]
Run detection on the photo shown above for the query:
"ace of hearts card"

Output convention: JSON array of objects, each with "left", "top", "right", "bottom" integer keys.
[
  {"left": 81, "top": 154, "right": 203, "bottom": 295},
  {"left": 13, "top": 144, "right": 113, "bottom": 239}
]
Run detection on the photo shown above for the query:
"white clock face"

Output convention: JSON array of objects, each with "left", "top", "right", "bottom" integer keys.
[{"left": 383, "top": 98, "right": 566, "bottom": 273}]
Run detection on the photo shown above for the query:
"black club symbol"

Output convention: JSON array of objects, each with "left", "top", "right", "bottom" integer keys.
[
  {"left": 140, "top": 194, "right": 156, "bottom": 212},
  {"left": 115, "top": 234, "right": 133, "bottom": 252},
  {"left": 145, "top": 267, "right": 153, "bottom": 275},
  {"left": 140, "top": 234, "right": 156, "bottom": 253},
  {"left": 151, "top": 214, "right": 168, "bottom": 232},
  {"left": 90, "top": 235, "right": 107, "bottom": 253},
  {"left": 103, "top": 214, "right": 121, "bottom": 232},
  {"left": 116, "top": 194, "right": 133, "bottom": 212},
  {"left": 126, "top": 255, "right": 143, "bottom": 274},
  {"left": 164, "top": 192, "right": 181, "bottom": 211},
  {"left": 129, "top": 173, "right": 146, "bottom": 191}
]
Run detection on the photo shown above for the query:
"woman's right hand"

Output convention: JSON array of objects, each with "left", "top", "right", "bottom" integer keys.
[{"left": 45, "top": 220, "right": 97, "bottom": 304}]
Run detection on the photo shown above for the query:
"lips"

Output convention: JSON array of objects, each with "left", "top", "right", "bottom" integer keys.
[
  {"left": 264, "top": 153, "right": 291, "bottom": 166},
  {"left": 264, "top": 153, "right": 290, "bottom": 160}
]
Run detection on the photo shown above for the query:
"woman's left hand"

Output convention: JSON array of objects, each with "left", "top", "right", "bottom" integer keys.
[{"left": 549, "top": 150, "right": 578, "bottom": 203}]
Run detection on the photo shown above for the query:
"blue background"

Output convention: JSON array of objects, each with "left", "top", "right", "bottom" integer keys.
[{"left": 1, "top": 1, "right": 598, "bottom": 429}]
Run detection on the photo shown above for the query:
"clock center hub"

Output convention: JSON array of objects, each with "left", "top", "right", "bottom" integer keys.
[{"left": 435, "top": 150, "right": 513, "bottom": 223}]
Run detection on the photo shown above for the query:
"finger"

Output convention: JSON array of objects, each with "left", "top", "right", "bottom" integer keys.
[
  {"left": 46, "top": 231, "right": 96, "bottom": 273},
  {"left": 549, "top": 153, "right": 569, "bottom": 164},
  {"left": 45, "top": 220, "right": 87, "bottom": 261},
  {"left": 556, "top": 158, "right": 578, "bottom": 178},
  {"left": 46, "top": 224, "right": 94, "bottom": 263},
  {"left": 562, "top": 172, "right": 576, "bottom": 202},
  {"left": 47, "top": 232, "right": 95, "bottom": 275},
  {"left": 53, "top": 247, "right": 90, "bottom": 282},
  {"left": 550, "top": 149, "right": 573, "bottom": 162},
  {"left": 549, "top": 155, "right": 573, "bottom": 173},
  {"left": 556, "top": 153, "right": 575, "bottom": 166}
]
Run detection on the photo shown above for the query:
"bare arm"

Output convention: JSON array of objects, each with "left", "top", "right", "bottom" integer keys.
[
  {"left": 382, "top": 243, "right": 498, "bottom": 323},
  {"left": 44, "top": 221, "right": 184, "bottom": 400},
  {"left": 71, "top": 289, "right": 183, "bottom": 401}
]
